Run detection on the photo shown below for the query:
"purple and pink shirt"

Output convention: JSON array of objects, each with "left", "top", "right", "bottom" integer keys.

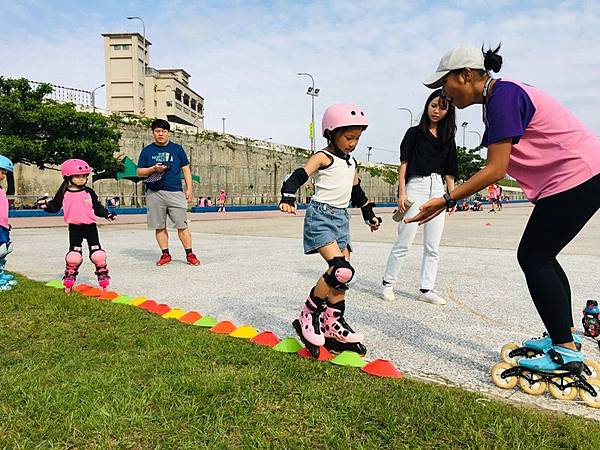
[
  {"left": 44, "top": 187, "right": 110, "bottom": 225},
  {"left": 482, "top": 79, "right": 600, "bottom": 203},
  {"left": 0, "top": 188, "right": 8, "bottom": 230}
]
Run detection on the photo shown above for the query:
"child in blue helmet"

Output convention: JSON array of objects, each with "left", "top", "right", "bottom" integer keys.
[{"left": 0, "top": 155, "right": 16, "bottom": 291}]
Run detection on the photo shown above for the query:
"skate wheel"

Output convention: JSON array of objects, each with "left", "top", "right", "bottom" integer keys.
[
  {"left": 548, "top": 376, "right": 578, "bottom": 401},
  {"left": 584, "top": 359, "right": 600, "bottom": 380},
  {"left": 500, "top": 342, "right": 519, "bottom": 365},
  {"left": 491, "top": 362, "right": 517, "bottom": 389},
  {"left": 518, "top": 371, "right": 547, "bottom": 395},
  {"left": 579, "top": 378, "right": 600, "bottom": 409}
]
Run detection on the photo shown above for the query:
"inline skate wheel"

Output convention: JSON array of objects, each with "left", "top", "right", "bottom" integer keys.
[
  {"left": 548, "top": 376, "right": 578, "bottom": 401},
  {"left": 518, "top": 371, "right": 547, "bottom": 395},
  {"left": 584, "top": 359, "right": 600, "bottom": 380},
  {"left": 491, "top": 362, "right": 517, "bottom": 389},
  {"left": 500, "top": 342, "right": 519, "bottom": 365},
  {"left": 579, "top": 378, "right": 600, "bottom": 409}
]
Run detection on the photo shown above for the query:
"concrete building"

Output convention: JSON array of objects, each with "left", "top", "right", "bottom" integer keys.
[{"left": 102, "top": 32, "right": 204, "bottom": 128}]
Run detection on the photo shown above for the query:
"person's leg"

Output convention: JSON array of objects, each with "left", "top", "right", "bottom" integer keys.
[
  {"left": 64, "top": 225, "right": 85, "bottom": 289},
  {"left": 146, "top": 190, "right": 170, "bottom": 262},
  {"left": 155, "top": 228, "right": 169, "bottom": 250},
  {"left": 517, "top": 175, "right": 600, "bottom": 348},
  {"left": 85, "top": 225, "right": 110, "bottom": 289}
]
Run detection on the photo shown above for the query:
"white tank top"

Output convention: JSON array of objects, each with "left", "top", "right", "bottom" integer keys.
[{"left": 311, "top": 150, "right": 357, "bottom": 208}]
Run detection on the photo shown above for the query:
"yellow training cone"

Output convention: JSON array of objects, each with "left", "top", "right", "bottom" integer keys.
[
  {"left": 229, "top": 325, "right": 259, "bottom": 339},
  {"left": 163, "top": 308, "right": 186, "bottom": 319}
]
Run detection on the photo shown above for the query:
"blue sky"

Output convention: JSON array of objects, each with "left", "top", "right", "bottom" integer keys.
[{"left": 2, "top": 0, "right": 600, "bottom": 163}]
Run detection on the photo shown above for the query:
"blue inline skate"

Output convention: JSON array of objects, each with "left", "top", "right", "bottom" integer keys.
[{"left": 492, "top": 344, "right": 600, "bottom": 407}]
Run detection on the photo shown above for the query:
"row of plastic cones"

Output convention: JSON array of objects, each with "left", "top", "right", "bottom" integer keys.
[{"left": 45, "top": 279, "right": 402, "bottom": 379}]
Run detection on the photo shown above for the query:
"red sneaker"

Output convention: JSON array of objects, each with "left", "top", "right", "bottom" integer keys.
[
  {"left": 186, "top": 252, "right": 201, "bottom": 266},
  {"left": 156, "top": 253, "right": 172, "bottom": 266}
]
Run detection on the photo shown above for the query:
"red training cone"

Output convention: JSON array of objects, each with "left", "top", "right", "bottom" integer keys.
[
  {"left": 297, "top": 346, "right": 333, "bottom": 361},
  {"left": 179, "top": 311, "right": 202, "bottom": 324},
  {"left": 210, "top": 321, "right": 237, "bottom": 334},
  {"left": 251, "top": 331, "right": 280, "bottom": 347},
  {"left": 152, "top": 304, "right": 171, "bottom": 315},
  {"left": 361, "top": 359, "right": 403, "bottom": 379},
  {"left": 138, "top": 300, "right": 157, "bottom": 311}
]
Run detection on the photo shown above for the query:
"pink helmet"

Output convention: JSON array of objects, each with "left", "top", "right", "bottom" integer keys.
[
  {"left": 61, "top": 159, "right": 92, "bottom": 177},
  {"left": 321, "top": 104, "right": 368, "bottom": 137}
]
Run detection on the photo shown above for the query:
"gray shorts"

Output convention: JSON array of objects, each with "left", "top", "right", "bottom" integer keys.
[{"left": 146, "top": 190, "right": 189, "bottom": 230}]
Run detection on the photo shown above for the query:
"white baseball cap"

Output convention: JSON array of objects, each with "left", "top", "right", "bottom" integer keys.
[{"left": 423, "top": 47, "right": 485, "bottom": 89}]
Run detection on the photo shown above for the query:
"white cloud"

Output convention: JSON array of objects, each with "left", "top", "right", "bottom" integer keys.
[{"left": 1, "top": 0, "right": 599, "bottom": 163}]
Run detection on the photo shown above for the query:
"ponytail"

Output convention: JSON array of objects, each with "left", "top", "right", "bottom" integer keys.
[{"left": 482, "top": 43, "right": 503, "bottom": 73}]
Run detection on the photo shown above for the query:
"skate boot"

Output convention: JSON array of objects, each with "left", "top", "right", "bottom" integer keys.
[
  {"left": 322, "top": 301, "right": 367, "bottom": 356},
  {"left": 0, "top": 258, "right": 13, "bottom": 282},
  {"left": 492, "top": 344, "right": 600, "bottom": 407},
  {"left": 292, "top": 288, "right": 327, "bottom": 358},
  {"left": 96, "top": 268, "right": 110, "bottom": 291},
  {"left": 63, "top": 248, "right": 83, "bottom": 293},
  {"left": 500, "top": 332, "right": 582, "bottom": 365},
  {"left": 63, "top": 270, "right": 77, "bottom": 293}
]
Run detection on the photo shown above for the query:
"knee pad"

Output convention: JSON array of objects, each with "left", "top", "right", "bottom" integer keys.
[
  {"left": 89, "top": 245, "right": 107, "bottom": 268},
  {"left": 65, "top": 247, "right": 83, "bottom": 269},
  {"left": 323, "top": 256, "right": 355, "bottom": 291},
  {"left": 0, "top": 241, "right": 13, "bottom": 260}
]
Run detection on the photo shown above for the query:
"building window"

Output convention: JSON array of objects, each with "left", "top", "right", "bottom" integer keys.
[
  {"left": 175, "top": 88, "right": 182, "bottom": 101},
  {"left": 166, "top": 101, "right": 173, "bottom": 107},
  {"left": 112, "top": 44, "right": 131, "bottom": 51},
  {"left": 190, "top": 99, "right": 197, "bottom": 110},
  {"left": 183, "top": 93, "right": 190, "bottom": 106},
  {"left": 197, "top": 103, "right": 203, "bottom": 115}
]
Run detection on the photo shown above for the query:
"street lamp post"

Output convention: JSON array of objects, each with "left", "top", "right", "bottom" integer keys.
[
  {"left": 222, "top": 117, "right": 226, "bottom": 134},
  {"left": 298, "top": 72, "right": 319, "bottom": 153},
  {"left": 461, "top": 122, "right": 469, "bottom": 148},
  {"left": 127, "top": 16, "right": 146, "bottom": 115},
  {"left": 468, "top": 130, "right": 483, "bottom": 157},
  {"left": 91, "top": 83, "right": 105, "bottom": 112}
]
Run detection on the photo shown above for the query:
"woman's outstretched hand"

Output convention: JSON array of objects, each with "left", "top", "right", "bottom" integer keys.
[{"left": 404, "top": 197, "right": 446, "bottom": 225}]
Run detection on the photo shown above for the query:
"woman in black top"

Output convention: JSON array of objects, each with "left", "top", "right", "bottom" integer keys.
[{"left": 382, "top": 89, "right": 458, "bottom": 304}]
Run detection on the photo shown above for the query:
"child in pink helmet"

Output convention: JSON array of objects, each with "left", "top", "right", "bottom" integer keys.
[
  {"left": 38, "top": 159, "right": 117, "bottom": 292},
  {"left": 279, "top": 103, "right": 381, "bottom": 358},
  {"left": 0, "top": 155, "right": 17, "bottom": 291}
]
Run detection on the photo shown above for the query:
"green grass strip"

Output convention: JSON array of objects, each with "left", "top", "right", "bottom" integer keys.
[{"left": 1, "top": 274, "right": 600, "bottom": 448}]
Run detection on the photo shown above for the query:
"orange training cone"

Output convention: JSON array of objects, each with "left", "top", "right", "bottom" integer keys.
[
  {"left": 73, "top": 284, "right": 93, "bottom": 293},
  {"left": 138, "top": 300, "right": 157, "bottom": 311},
  {"left": 251, "top": 331, "right": 280, "bottom": 347},
  {"left": 98, "top": 291, "right": 119, "bottom": 300},
  {"left": 210, "top": 321, "right": 237, "bottom": 334},
  {"left": 297, "top": 346, "right": 333, "bottom": 361},
  {"left": 152, "top": 304, "right": 172, "bottom": 315},
  {"left": 82, "top": 287, "right": 104, "bottom": 297},
  {"left": 179, "top": 311, "right": 202, "bottom": 324},
  {"left": 361, "top": 359, "right": 403, "bottom": 379}
]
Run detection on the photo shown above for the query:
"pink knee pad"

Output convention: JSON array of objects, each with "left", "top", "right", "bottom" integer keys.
[
  {"left": 89, "top": 246, "right": 107, "bottom": 267},
  {"left": 334, "top": 268, "right": 353, "bottom": 283},
  {"left": 65, "top": 249, "right": 83, "bottom": 269}
]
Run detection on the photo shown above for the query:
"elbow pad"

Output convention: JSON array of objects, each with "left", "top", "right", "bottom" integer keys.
[
  {"left": 350, "top": 180, "right": 368, "bottom": 208},
  {"left": 281, "top": 168, "right": 309, "bottom": 205}
]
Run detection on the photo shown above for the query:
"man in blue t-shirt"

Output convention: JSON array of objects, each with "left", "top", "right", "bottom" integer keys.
[{"left": 137, "top": 119, "right": 200, "bottom": 266}]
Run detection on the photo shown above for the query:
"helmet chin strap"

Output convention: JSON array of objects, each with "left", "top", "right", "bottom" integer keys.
[{"left": 325, "top": 131, "right": 351, "bottom": 165}]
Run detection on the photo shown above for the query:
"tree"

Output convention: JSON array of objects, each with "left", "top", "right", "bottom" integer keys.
[
  {"left": 0, "top": 77, "right": 122, "bottom": 194},
  {"left": 456, "top": 145, "right": 485, "bottom": 182}
]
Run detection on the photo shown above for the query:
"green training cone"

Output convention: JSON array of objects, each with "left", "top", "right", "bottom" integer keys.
[
  {"left": 112, "top": 295, "right": 133, "bottom": 304},
  {"left": 45, "top": 279, "right": 64, "bottom": 289},
  {"left": 273, "top": 337, "right": 303, "bottom": 353},
  {"left": 331, "top": 351, "right": 366, "bottom": 368},
  {"left": 193, "top": 315, "right": 217, "bottom": 327}
]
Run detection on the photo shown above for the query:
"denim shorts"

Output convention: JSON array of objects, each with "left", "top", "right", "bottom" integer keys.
[{"left": 303, "top": 201, "right": 351, "bottom": 254}]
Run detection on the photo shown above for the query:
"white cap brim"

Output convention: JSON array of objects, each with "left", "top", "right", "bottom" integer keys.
[{"left": 423, "top": 70, "right": 449, "bottom": 89}]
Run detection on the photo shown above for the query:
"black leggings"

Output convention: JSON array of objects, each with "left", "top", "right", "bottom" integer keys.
[
  {"left": 68, "top": 224, "right": 100, "bottom": 251},
  {"left": 517, "top": 173, "right": 600, "bottom": 344}
]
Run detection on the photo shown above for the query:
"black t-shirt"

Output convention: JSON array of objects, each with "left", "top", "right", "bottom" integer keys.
[{"left": 400, "top": 126, "right": 458, "bottom": 179}]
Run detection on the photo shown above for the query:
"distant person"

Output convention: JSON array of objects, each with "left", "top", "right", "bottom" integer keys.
[
  {"left": 197, "top": 196, "right": 206, "bottom": 207},
  {"left": 206, "top": 197, "right": 213, "bottom": 207},
  {"left": 488, "top": 183, "right": 497, "bottom": 212},
  {"left": 137, "top": 119, "right": 200, "bottom": 266},
  {"left": 217, "top": 189, "right": 227, "bottom": 212},
  {"left": 382, "top": 89, "right": 458, "bottom": 305},
  {"left": 411, "top": 44, "right": 600, "bottom": 379},
  {"left": 495, "top": 183, "right": 503, "bottom": 210}
]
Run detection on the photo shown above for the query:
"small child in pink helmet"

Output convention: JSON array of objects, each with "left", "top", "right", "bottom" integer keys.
[
  {"left": 38, "top": 159, "right": 117, "bottom": 292},
  {"left": 279, "top": 103, "right": 382, "bottom": 358},
  {"left": 0, "top": 155, "right": 17, "bottom": 291}
]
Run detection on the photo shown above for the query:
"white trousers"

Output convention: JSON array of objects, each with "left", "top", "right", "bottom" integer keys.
[{"left": 383, "top": 174, "right": 446, "bottom": 290}]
